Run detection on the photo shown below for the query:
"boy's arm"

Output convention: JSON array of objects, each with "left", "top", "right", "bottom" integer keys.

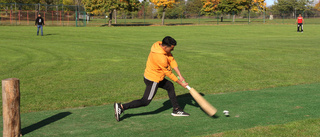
[
  {"left": 173, "top": 67, "right": 184, "bottom": 82},
  {"left": 173, "top": 67, "right": 188, "bottom": 88},
  {"left": 167, "top": 55, "right": 188, "bottom": 88}
]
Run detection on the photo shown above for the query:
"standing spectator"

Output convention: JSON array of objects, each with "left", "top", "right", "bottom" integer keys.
[
  {"left": 296, "top": 14, "right": 304, "bottom": 33},
  {"left": 35, "top": 14, "right": 45, "bottom": 36}
]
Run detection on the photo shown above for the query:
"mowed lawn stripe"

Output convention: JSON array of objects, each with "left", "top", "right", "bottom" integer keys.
[{"left": 0, "top": 83, "right": 318, "bottom": 136}]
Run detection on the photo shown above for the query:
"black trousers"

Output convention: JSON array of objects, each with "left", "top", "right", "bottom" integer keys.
[
  {"left": 297, "top": 23, "right": 303, "bottom": 32},
  {"left": 122, "top": 77, "right": 180, "bottom": 110}
]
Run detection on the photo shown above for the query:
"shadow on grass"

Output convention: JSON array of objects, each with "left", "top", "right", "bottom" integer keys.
[
  {"left": 204, "top": 20, "right": 263, "bottom": 23},
  {"left": 101, "top": 23, "right": 153, "bottom": 27},
  {"left": 121, "top": 93, "right": 216, "bottom": 121},
  {"left": 165, "top": 23, "right": 194, "bottom": 26},
  {"left": 22, "top": 112, "right": 72, "bottom": 135},
  {"left": 101, "top": 23, "right": 194, "bottom": 27},
  {"left": 44, "top": 34, "right": 55, "bottom": 36},
  {"left": 36, "top": 34, "right": 55, "bottom": 36}
]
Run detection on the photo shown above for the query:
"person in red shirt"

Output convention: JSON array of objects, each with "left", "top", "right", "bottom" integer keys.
[
  {"left": 114, "top": 36, "right": 190, "bottom": 122},
  {"left": 296, "top": 14, "right": 304, "bottom": 33}
]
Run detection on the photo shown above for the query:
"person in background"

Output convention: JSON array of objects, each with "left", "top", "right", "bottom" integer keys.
[
  {"left": 296, "top": 14, "right": 304, "bottom": 33},
  {"left": 35, "top": 14, "right": 45, "bottom": 36}
]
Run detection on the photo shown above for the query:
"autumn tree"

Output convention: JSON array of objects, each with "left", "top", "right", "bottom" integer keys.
[
  {"left": 63, "top": 0, "right": 74, "bottom": 5},
  {"left": 82, "top": 0, "right": 140, "bottom": 27},
  {"left": 0, "top": 0, "right": 42, "bottom": 3},
  {"left": 316, "top": 0, "right": 320, "bottom": 11},
  {"left": 150, "top": 0, "right": 179, "bottom": 25},
  {"left": 239, "top": 0, "right": 266, "bottom": 22},
  {"left": 201, "top": 0, "right": 220, "bottom": 15}
]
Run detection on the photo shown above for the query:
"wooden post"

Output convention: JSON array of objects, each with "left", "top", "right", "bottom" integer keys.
[{"left": 2, "top": 78, "right": 21, "bottom": 137}]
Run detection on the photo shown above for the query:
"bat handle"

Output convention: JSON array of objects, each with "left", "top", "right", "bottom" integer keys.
[
  {"left": 178, "top": 76, "right": 191, "bottom": 90},
  {"left": 186, "top": 85, "right": 191, "bottom": 90}
]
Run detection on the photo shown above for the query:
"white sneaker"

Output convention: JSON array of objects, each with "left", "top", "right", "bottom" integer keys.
[
  {"left": 171, "top": 109, "right": 190, "bottom": 116},
  {"left": 114, "top": 103, "right": 123, "bottom": 121}
]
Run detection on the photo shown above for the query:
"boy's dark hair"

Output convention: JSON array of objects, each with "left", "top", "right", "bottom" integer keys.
[{"left": 162, "top": 36, "right": 177, "bottom": 47}]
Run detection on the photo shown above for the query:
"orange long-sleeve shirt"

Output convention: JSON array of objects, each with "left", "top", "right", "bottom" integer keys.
[{"left": 144, "top": 41, "right": 178, "bottom": 83}]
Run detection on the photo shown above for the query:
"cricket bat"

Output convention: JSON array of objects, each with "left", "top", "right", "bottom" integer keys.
[{"left": 186, "top": 85, "right": 217, "bottom": 116}]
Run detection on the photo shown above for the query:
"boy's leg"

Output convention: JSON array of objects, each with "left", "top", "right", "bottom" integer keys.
[
  {"left": 297, "top": 24, "right": 300, "bottom": 32},
  {"left": 159, "top": 78, "right": 190, "bottom": 116},
  {"left": 122, "top": 77, "right": 159, "bottom": 110},
  {"left": 301, "top": 24, "right": 303, "bottom": 32},
  {"left": 158, "top": 78, "right": 180, "bottom": 109},
  {"left": 37, "top": 25, "right": 40, "bottom": 35},
  {"left": 40, "top": 25, "right": 43, "bottom": 36}
]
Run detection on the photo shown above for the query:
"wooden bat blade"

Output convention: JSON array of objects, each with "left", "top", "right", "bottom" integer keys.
[{"left": 189, "top": 88, "right": 217, "bottom": 116}]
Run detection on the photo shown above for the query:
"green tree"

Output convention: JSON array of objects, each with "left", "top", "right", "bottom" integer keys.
[
  {"left": 63, "top": 0, "right": 74, "bottom": 5},
  {"left": 239, "top": 0, "right": 266, "bottom": 22},
  {"left": 159, "top": 0, "right": 185, "bottom": 19},
  {"left": 217, "top": 0, "right": 243, "bottom": 22},
  {"left": 143, "top": 1, "right": 156, "bottom": 19},
  {"left": 186, "top": 0, "right": 203, "bottom": 14},
  {"left": 150, "top": 0, "right": 179, "bottom": 25},
  {"left": 271, "top": 0, "right": 314, "bottom": 18},
  {"left": 82, "top": 0, "right": 140, "bottom": 27},
  {"left": 43, "top": 0, "right": 54, "bottom": 5}
]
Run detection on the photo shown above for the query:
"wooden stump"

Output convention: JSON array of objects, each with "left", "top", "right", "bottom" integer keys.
[{"left": 2, "top": 78, "right": 21, "bottom": 137}]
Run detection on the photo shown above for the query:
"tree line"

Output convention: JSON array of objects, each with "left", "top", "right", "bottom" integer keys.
[
  {"left": 0, "top": 0, "right": 81, "bottom": 5},
  {"left": 80, "top": 0, "right": 267, "bottom": 26},
  {"left": 1, "top": 0, "right": 319, "bottom": 26},
  {"left": 269, "top": 0, "right": 318, "bottom": 18}
]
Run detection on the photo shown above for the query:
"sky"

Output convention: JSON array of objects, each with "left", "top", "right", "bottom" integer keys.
[{"left": 265, "top": 0, "right": 276, "bottom": 7}]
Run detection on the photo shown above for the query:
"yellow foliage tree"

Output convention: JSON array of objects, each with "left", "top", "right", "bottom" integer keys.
[
  {"left": 239, "top": 0, "right": 266, "bottom": 22},
  {"left": 316, "top": 0, "right": 320, "bottom": 11},
  {"left": 201, "top": 0, "right": 220, "bottom": 13},
  {"left": 240, "top": 0, "right": 266, "bottom": 11},
  {"left": 150, "top": 0, "right": 179, "bottom": 25},
  {"left": 63, "top": 0, "right": 74, "bottom": 5}
]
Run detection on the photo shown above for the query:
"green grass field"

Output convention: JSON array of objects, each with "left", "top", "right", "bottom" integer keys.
[
  {"left": 0, "top": 24, "right": 320, "bottom": 136},
  {"left": 84, "top": 17, "right": 320, "bottom": 26}
]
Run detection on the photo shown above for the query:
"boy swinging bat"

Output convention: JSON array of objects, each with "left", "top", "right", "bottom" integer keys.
[{"left": 114, "top": 36, "right": 190, "bottom": 122}]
